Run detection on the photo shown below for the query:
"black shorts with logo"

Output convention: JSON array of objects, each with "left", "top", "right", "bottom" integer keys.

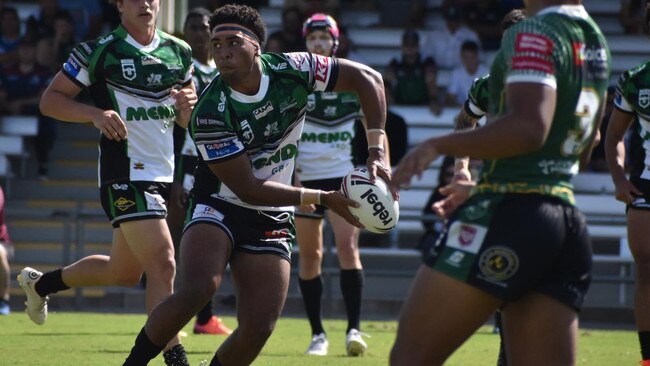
[
  {"left": 296, "top": 177, "right": 343, "bottom": 219},
  {"left": 428, "top": 193, "right": 592, "bottom": 311},
  {"left": 628, "top": 176, "right": 650, "bottom": 211},
  {"left": 100, "top": 181, "right": 171, "bottom": 228},
  {"left": 184, "top": 192, "right": 295, "bottom": 262}
]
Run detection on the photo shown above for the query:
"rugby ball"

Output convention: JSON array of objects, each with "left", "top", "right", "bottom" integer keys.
[{"left": 341, "top": 168, "right": 399, "bottom": 233}]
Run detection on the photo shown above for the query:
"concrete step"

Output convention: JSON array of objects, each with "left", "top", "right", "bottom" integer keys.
[
  {"left": 6, "top": 219, "right": 112, "bottom": 243},
  {"left": 8, "top": 178, "right": 98, "bottom": 200}
]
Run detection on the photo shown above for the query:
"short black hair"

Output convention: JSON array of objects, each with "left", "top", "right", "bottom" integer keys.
[
  {"left": 461, "top": 40, "right": 479, "bottom": 53},
  {"left": 501, "top": 9, "right": 526, "bottom": 32},
  {"left": 209, "top": 4, "right": 266, "bottom": 45},
  {"left": 185, "top": 7, "right": 211, "bottom": 26}
]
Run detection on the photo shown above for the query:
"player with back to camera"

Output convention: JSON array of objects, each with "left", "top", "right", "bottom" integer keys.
[
  {"left": 122, "top": 4, "right": 395, "bottom": 366},
  {"left": 17, "top": 0, "right": 198, "bottom": 365},
  {"left": 295, "top": 13, "right": 390, "bottom": 357},
  {"left": 605, "top": 1, "right": 650, "bottom": 364},
  {"left": 390, "top": 0, "right": 610, "bottom": 365},
  {"left": 167, "top": 6, "right": 233, "bottom": 337}
]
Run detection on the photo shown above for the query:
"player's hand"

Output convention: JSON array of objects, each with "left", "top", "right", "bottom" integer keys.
[
  {"left": 452, "top": 168, "right": 472, "bottom": 183},
  {"left": 92, "top": 109, "right": 127, "bottom": 140},
  {"left": 613, "top": 179, "right": 642, "bottom": 204},
  {"left": 367, "top": 148, "right": 398, "bottom": 200},
  {"left": 391, "top": 141, "right": 439, "bottom": 191},
  {"left": 171, "top": 87, "right": 198, "bottom": 126},
  {"left": 296, "top": 203, "right": 317, "bottom": 214},
  {"left": 432, "top": 180, "right": 476, "bottom": 218},
  {"left": 321, "top": 190, "right": 364, "bottom": 228}
]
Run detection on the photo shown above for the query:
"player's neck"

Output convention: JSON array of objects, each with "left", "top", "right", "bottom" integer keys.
[
  {"left": 228, "top": 60, "right": 263, "bottom": 95},
  {"left": 122, "top": 21, "right": 156, "bottom": 45}
]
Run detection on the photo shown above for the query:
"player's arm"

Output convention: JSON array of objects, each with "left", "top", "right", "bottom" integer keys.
[
  {"left": 359, "top": 115, "right": 391, "bottom": 170},
  {"left": 333, "top": 58, "right": 394, "bottom": 193},
  {"left": 452, "top": 108, "right": 480, "bottom": 181},
  {"left": 206, "top": 154, "right": 363, "bottom": 227},
  {"left": 40, "top": 72, "right": 127, "bottom": 140},
  {"left": 579, "top": 95, "right": 607, "bottom": 170},
  {"left": 605, "top": 107, "right": 640, "bottom": 203}
]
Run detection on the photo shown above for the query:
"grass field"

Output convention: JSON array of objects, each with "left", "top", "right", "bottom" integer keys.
[{"left": 0, "top": 312, "right": 639, "bottom": 365}]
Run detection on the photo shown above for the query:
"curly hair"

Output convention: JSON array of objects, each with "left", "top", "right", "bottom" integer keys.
[{"left": 209, "top": 4, "right": 267, "bottom": 45}]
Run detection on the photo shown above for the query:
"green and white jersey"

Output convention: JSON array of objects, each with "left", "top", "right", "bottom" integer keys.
[
  {"left": 191, "top": 52, "right": 339, "bottom": 211},
  {"left": 62, "top": 25, "right": 193, "bottom": 185},
  {"left": 464, "top": 73, "right": 490, "bottom": 119},
  {"left": 297, "top": 91, "right": 361, "bottom": 181},
  {"left": 480, "top": 5, "right": 610, "bottom": 204},
  {"left": 180, "top": 58, "right": 219, "bottom": 158},
  {"left": 615, "top": 62, "right": 650, "bottom": 181}
]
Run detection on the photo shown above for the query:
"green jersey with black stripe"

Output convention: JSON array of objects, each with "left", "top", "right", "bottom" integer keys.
[
  {"left": 614, "top": 62, "right": 650, "bottom": 182},
  {"left": 479, "top": 5, "right": 610, "bottom": 204},
  {"left": 191, "top": 52, "right": 339, "bottom": 211},
  {"left": 62, "top": 25, "right": 193, "bottom": 185},
  {"left": 464, "top": 73, "right": 490, "bottom": 119}
]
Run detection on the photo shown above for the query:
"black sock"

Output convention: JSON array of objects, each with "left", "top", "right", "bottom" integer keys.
[
  {"left": 299, "top": 276, "right": 325, "bottom": 335},
  {"left": 163, "top": 344, "right": 189, "bottom": 366},
  {"left": 209, "top": 353, "right": 223, "bottom": 366},
  {"left": 340, "top": 269, "right": 363, "bottom": 333},
  {"left": 640, "top": 331, "right": 650, "bottom": 360},
  {"left": 123, "top": 328, "right": 165, "bottom": 366},
  {"left": 35, "top": 268, "right": 70, "bottom": 297},
  {"left": 196, "top": 300, "right": 213, "bottom": 325}
]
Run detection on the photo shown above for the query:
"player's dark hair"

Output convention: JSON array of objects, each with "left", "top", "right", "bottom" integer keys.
[
  {"left": 501, "top": 9, "right": 527, "bottom": 32},
  {"left": 209, "top": 4, "right": 266, "bottom": 45},
  {"left": 460, "top": 40, "right": 479, "bottom": 53},
  {"left": 185, "top": 7, "right": 211, "bottom": 28}
]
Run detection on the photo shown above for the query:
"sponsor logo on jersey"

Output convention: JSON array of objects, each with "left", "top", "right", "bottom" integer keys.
[
  {"left": 458, "top": 225, "right": 477, "bottom": 246},
  {"left": 445, "top": 250, "right": 466, "bottom": 267},
  {"left": 144, "top": 191, "right": 165, "bottom": 211},
  {"left": 314, "top": 55, "right": 329, "bottom": 84},
  {"left": 125, "top": 105, "right": 177, "bottom": 121},
  {"left": 218, "top": 92, "right": 226, "bottom": 112},
  {"left": 196, "top": 118, "right": 225, "bottom": 127},
  {"left": 264, "top": 122, "right": 279, "bottom": 137},
  {"left": 640, "top": 89, "right": 650, "bottom": 108},
  {"left": 253, "top": 101, "right": 274, "bottom": 120},
  {"left": 98, "top": 34, "right": 114, "bottom": 45},
  {"left": 515, "top": 33, "right": 553, "bottom": 55},
  {"left": 306, "top": 94, "right": 316, "bottom": 111},
  {"left": 64, "top": 57, "right": 81, "bottom": 77},
  {"left": 112, "top": 184, "right": 128, "bottom": 190},
  {"left": 512, "top": 33, "right": 553, "bottom": 74},
  {"left": 269, "top": 62, "right": 287, "bottom": 71},
  {"left": 192, "top": 204, "right": 224, "bottom": 221},
  {"left": 301, "top": 131, "right": 353, "bottom": 143},
  {"left": 321, "top": 92, "right": 337, "bottom": 100},
  {"left": 133, "top": 162, "right": 145, "bottom": 170},
  {"left": 478, "top": 246, "right": 519, "bottom": 282},
  {"left": 323, "top": 105, "right": 337, "bottom": 117},
  {"left": 252, "top": 144, "right": 298, "bottom": 169},
  {"left": 147, "top": 73, "right": 162, "bottom": 85},
  {"left": 240, "top": 119, "right": 254, "bottom": 143},
  {"left": 121, "top": 59, "right": 137, "bottom": 81},
  {"left": 142, "top": 55, "right": 162, "bottom": 65},
  {"left": 264, "top": 228, "right": 290, "bottom": 238},
  {"left": 279, "top": 97, "right": 297, "bottom": 114},
  {"left": 538, "top": 159, "right": 579, "bottom": 175},
  {"left": 114, "top": 197, "right": 135, "bottom": 211},
  {"left": 202, "top": 138, "right": 242, "bottom": 159},
  {"left": 80, "top": 42, "right": 92, "bottom": 54}
]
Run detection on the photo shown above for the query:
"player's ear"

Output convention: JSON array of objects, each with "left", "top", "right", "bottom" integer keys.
[{"left": 255, "top": 45, "right": 261, "bottom": 56}]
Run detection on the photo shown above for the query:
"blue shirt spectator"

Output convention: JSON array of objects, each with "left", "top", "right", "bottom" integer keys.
[{"left": 59, "top": 0, "right": 103, "bottom": 41}]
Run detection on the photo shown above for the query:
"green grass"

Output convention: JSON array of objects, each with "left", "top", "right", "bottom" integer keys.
[{"left": 0, "top": 312, "right": 639, "bottom": 365}]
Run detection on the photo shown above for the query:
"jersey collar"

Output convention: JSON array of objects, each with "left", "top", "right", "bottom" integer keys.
[
  {"left": 228, "top": 73, "right": 269, "bottom": 103},
  {"left": 117, "top": 25, "right": 161, "bottom": 52},
  {"left": 537, "top": 5, "right": 588, "bottom": 19}
]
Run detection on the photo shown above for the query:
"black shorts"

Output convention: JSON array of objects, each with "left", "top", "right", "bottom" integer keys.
[
  {"left": 428, "top": 193, "right": 592, "bottom": 311},
  {"left": 184, "top": 192, "right": 295, "bottom": 262},
  {"left": 100, "top": 181, "right": 171, "bottom": 228},
  {"left": 628, "top": 177, "right": 650, "bottom": 211},
  {"left": 178, "top": 155, "right": 198, "bottom": 194},
  {"left": 297, "top": 177, "right": 343, "bottom": 219}
]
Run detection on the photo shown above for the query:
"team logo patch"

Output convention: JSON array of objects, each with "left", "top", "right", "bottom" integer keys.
[
  {"left": 121, "top": 59, "right": 137, "bottom": 81},
  {"left": 444, "top": 250, "right": 466, "bottom": 268},
  {"left": 114, "top": 197, "right": 135, "bottom": 211},
  {"left": 306, "top": 94, "right": 316, "bottom": 111},
  {"left": 314, "top": 54, "right": 330, "bottom": 84},
  {"left": 133, "top": 162, "right": 145, "bottom": 170},
  {"left": 253, "top": 101, "right": 274, "bottom": 120},
  {"left": 446, "top": 221, "right": 487, "bottom": 254},
  {"left": 144, "top": 192, "right": 166, "bottom": 211},
  {"left": 639, "top": 89, "right": 650, "bottom": 108},
  {"left": 478, "top": 246, "right": 519, "bottom": 282}
]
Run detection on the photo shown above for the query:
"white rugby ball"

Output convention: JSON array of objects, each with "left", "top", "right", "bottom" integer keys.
[{"left": 341, "top": 168, "right": 399, "bottom": 234}]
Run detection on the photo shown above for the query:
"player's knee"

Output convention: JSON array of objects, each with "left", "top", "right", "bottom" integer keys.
[
  {"left": 239, "top": 319, "right": 275, "bottom": 346},
  {"left": 147, "top": 256, "right": 176, "bottom": 280},
  {"left": 300, "top": 248, "right": 323, "bottom": 266},
  {"left": 113, "top": 271, "right": 143, "bottom": 287}
]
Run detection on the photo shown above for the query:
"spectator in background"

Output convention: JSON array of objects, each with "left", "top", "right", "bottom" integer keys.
[
  {"left": 268, "top": 6, "right": 306, "bottom": 52},
  {"left": 36, "top": 10, "right": 76, "bottom": 72},
  {"left": 337, "top": 26, "right": 368, "bottom": 65},
  {"left": 101, "top": 0, "right": 121, "bottom": 31},
  {"left": 0, "top": 38, "right": 55, "bottom": 179},
  {"left": 0, "top": 185, "right": 12, "bottom": 315},
  {"left": 421, "top": 4, "right": 481, "bottom": 70},
  {"left": 461, "top": 0, "right": 506, "bottom": 50},
  {"left": 0, "top": 7, "right": 22, "bottom": 67},
  {"left": 620, "top": 0, "right": 645, "bottom": 34},
  {"left": 285, "top": 0, "right": 340, "bottom": 18},
  {"left": 206, "top": 0, "right": 265, "bottom": 10},
  {"left": 444, "top": 41, "right": 488, "bottom": 107},
  {"left": 264, "top": 31, "right": 286, "bottom": 52},
  {"left": 26, "top": 0, "right": 60, "bottom": 40},
  {"left": 384, "top": 30, "right": 440, "bottom": 115},
  {"left": 58, "top": 0, "right": 103, "bottom": 41}
]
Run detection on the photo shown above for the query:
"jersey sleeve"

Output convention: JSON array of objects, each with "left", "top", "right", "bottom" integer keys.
[
  {"left": 62, "top": 41, "right": 96, "bottom": 88},
  {"left": 283, "top": 52, "right": 339, "bottom": 93},
  {"left": 464, "top": 74, "right": 489, "bottom": 118},
  {"left": 614, "top": 69, "right": 637, "bottom": 113},
  {"left": 502, "top": 21, "right": 558, "bottom": 90}
]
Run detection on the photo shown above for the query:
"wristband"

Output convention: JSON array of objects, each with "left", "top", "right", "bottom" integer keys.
[
  {"left": 368, "top": 144, "right": 384, "bottom": 150},
  {"left": 366, "top": 129, "right": 385, "bottom": 148},
  {"left": 301, "top": 188, "right": 322, "bottom": 205},
  {"left": 366, "top": 129, "right": 386, "bottom": 135},
  {"left": 299, "top": 187, "right": 305, "bottom": 205}
]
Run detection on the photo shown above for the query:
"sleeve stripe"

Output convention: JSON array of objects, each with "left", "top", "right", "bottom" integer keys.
[
  {"left": 465, "top": 99, "right": 485, "bottom": 119},
  {"left": 61, "top": 69, "right": 88, "bottom": 88},
  {"left": 506, "top": 74, "right": 557, "bottom": 89}
]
